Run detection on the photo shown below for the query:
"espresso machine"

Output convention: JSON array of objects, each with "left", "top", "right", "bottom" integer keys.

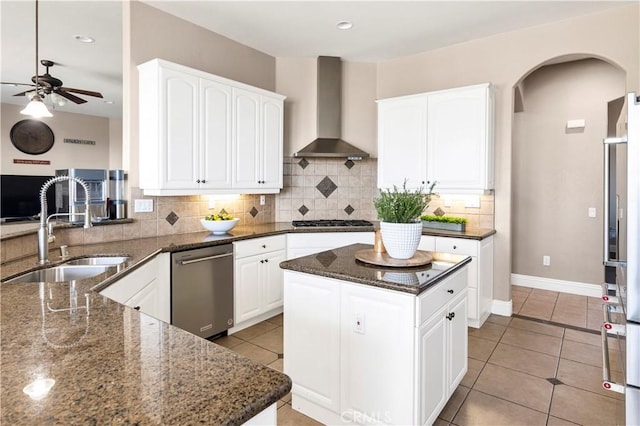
[{"left": 55, "top": 169, "right": 109, "bottom": 223}]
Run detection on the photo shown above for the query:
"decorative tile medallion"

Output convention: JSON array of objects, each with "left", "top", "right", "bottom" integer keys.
[
  {"left": 344, "top": 159, "right": 354, "bottom": 169},
  {"left": 298, "top": 158, "right": 309, "bottom": 169},
  {"left": 165, "top": 211, "right": 179, "bottom": 226},
  {"left": 434, "top": 207, "right": 446, "bottom": 216},
  {"left": 298, "top": 205, "right": 309, "bottom": 216},
  {"left": 250, "top": 207, "right": 259, "bottom": 217},
  {"left": 546, "top": 378, "right": 563, "bottom": 385},
  {"left": 344, "top": 204, "right": 355, "bottom": 215},
  {"left": 316, "top": 176, "right": 337, "bottom": 198},
  {"left": 219, "top": 208, "right": 228, "bottom": 215}
]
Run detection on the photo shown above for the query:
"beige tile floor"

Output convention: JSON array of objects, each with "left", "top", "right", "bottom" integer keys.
[{"left": 216, "top": 285, "right": 625, "bottom": 425}]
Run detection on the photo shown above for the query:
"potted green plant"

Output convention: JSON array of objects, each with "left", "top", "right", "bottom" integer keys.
[
  {"left": 420, "top": 214, "right": 467, "bottom": 232},
  {"left": 374, "top": 180, "right": 436, "bottom": 259}
]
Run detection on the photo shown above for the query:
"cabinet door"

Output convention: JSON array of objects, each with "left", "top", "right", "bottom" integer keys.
[
  {"left": 427, "top": 85, "right": 489, "bottom": 191},
  {"left": 160, "top": 67, "right": 200, "bottom": 189},
  {"left": 418, "top": 306, "right": 448, "bottom": 426},
  {"left": 234, "top": 255, "right": 263, "bottom": 323},
  {"left": 126, "top": 280, "right": 161, "bottom": 320},
  {"left": 377, "top": 96, "right": 428, "bottom": 190},
  {"left": 264, "top": 250, "right": 286, "bottom": 311},
  {"left": 233, "top": 88, "right": 261, "bottom": 189},
  {"left": 260, "top": 95, "right": 284, "bottom": 189},
  {"left": 447, "top": 291, "right": 468, "bottom": 394},
  {"left": 200, "top": 79, "right": 233, "bottom": 189},
  {"left": 340, "top": 284, "right": 415, "bottom": 425},
  {"left": 284, "top": 272, "right": 341, "bottom": 413}
]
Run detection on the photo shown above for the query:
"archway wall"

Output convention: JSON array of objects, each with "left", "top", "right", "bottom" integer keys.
[
  {"left": 376, "top": 4, "right": 639, "bottom": 303},
  {"left": 512, "top": 59, "right": 625, "bottom": 284}
]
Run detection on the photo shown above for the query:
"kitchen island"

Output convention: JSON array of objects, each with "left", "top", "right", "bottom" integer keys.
[{"left": 280, "top": 243, "right": 472, "bottom": 425}]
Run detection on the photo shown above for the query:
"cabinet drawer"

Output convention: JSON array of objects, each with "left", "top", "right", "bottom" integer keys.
[
  {"left": 234, "top": 235, "right": 286, "bottom": 258},
  {"left": 435, "top": 237, "right": 478, "bottom": 256},
  {"left": 417, "top": 268, "right": 467, "bottom": 327}
]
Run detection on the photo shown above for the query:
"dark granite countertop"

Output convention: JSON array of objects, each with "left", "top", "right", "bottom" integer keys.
[
  {"left": 0, "top": 221, "right": 491, "bottom": 423},
  {"left": 279, "top": 243, "right": 472, "bottom": 295}
]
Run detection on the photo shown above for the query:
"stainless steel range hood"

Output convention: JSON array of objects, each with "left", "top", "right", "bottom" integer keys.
[{"left": 293, "top": 56, "right": 370, "bottom": 160}]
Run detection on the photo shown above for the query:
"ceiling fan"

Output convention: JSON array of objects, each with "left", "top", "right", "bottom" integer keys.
[{"left": 2, "top": 59, "right": 103, "bottom": 105}]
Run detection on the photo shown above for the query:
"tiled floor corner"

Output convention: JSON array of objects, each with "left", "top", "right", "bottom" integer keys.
[{"left": 218, "top": 285, "right": 623, "bottom": 425}]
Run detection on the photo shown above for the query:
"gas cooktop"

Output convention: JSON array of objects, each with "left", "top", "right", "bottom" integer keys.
[{"left": 292, "top": 220, "right": 374, "bottom": 227}]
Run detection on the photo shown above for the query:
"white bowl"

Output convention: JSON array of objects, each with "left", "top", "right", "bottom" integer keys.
[{"left": 200, "top": 218, "right": 239, "bottom": 235}]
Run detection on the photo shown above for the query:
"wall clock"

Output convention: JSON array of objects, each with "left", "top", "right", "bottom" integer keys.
[{"left": 10, "top": 119, "right": 55, "bottom": 155}]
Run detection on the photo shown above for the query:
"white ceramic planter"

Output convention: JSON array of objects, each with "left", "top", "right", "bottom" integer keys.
[{"left": 379, "top": 221, "right": 422, "bottom": 259}]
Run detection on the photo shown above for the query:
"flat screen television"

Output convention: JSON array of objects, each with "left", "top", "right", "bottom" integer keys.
[{"left": 1, "top": 175, "right": 56, "bottom": 222}]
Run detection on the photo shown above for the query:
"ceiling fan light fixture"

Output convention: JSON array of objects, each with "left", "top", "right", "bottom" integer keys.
[
  {"left": 20, "top": 95, "right": 53, "bottom": 118},
  {"left": 74, "top": 35, "right": 95, "bottom": 43},
  {"left": 50, "top": 92, "right": 67, "bottom": 106}
]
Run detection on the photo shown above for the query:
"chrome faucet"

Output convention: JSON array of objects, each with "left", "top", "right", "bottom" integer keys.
[{"left": 37, "top": 176, "right": 93, "bottom": 264}]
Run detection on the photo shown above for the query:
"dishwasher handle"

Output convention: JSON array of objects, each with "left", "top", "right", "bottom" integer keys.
[{"left": 178, "top": 252, "right": 232, "bottom": 265}]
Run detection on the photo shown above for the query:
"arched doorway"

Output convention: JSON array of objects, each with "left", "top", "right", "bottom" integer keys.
[{"left": 510, "top": 56, "right": 625, "bottom": 324}]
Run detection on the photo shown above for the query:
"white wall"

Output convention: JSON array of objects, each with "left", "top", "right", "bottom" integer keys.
[{"left": 1, "top": 103, "right": 111, "bottom": 176}]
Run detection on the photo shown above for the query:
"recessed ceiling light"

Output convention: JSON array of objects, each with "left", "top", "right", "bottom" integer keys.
[
  {"left": 336, "top": 21, "right": 353, "bottom": 30},
  {"left": 103, "top": 100, "right": 114, "bottom": 104},
  {"left": 74, "top": 35, "right": 95, "bottom": 43}
]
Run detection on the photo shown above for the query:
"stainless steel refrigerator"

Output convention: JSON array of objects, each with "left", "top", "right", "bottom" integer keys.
[{"left": 602, "top": 92, "right": 640, "bottom": 425}]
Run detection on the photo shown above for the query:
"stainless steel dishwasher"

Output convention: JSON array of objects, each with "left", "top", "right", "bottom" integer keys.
[{"left": 171, "top": 244, "right": 234, "bottom": 339}]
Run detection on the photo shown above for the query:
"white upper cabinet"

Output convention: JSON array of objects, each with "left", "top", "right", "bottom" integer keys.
[
  {"left": 138, "top": 59, "right": 285, "bottom": 195},
  {"left": 201, "top": 79, "right": 233, "bottom": 189},
  {"left": 377, "top": 83, "right": 494, "bottom": 194},
  {"left": 232, "top": 90, "right": 284, "bottom": 190},
  {"left": 377, "top": 95, "right": 428, "bottom": 190}
]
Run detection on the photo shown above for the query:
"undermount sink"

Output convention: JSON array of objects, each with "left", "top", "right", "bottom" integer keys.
[
  {"left": 3, "top": 265, "right": 112, "bottom": 284},
  {"left": 64, "top": 256, "right": 131, "bottom": 266}
]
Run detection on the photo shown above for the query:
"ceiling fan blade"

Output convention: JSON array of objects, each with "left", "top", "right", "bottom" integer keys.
[
  {"left": 12, "top": 90, "right": 36, "bottom": 97},
  {"left": 55, "top": 90, "right": 87, "bottom": 104},
  {"left": 1, "top": 82, "right": 35, "bottom": 87},
  {"left": 60, "top": 87, "right": 103, "bottom": 98}
]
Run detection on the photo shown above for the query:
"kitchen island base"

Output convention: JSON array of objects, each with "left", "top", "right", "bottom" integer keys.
[{"left": 283, "top": 265, "right": 468, "bottom": 425}]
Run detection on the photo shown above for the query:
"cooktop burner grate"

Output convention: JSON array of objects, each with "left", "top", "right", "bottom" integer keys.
[{"left": 292, "top": 219, "right": 374, "bottom": 227}]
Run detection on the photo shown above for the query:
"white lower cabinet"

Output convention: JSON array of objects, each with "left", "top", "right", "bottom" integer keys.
[
  {"left": 418, "top": 289, "right": 467, "bottom": 425},
  {"left": 99, "top": 253, "right": 171, "bottom": 323},
  {"left": 284, "top": 267, "right": 468, "bottom": 425},
  {"left": 232, "top": 235, "right": 286, "bottom": 332},
  {"left": 421, "top": 234, "right": 493, "bottom": 328}
]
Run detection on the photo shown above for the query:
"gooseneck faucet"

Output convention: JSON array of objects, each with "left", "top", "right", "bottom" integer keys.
[{"left": 37, "top": 176, "right": 93, "bottom": 264}]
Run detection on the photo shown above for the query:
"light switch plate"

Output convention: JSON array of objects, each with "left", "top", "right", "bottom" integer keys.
[
  {"left": 588, "top": 207, "right": 597, "bottom": 218},
  {"left": 134, "top": 199, "right": 153, "bottom": 213}
]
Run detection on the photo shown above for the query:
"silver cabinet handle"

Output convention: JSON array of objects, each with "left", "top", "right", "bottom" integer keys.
[{"left": 178, "top": 252, "right": 232, "bottom": 265}]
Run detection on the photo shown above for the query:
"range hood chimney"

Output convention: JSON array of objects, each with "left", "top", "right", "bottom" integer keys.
[{"left": 293, "top": 56, "right": 370, "bottom": 160}]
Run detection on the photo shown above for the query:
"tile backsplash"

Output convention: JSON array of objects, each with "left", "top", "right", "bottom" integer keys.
[
  {"left": 276, "top": 157, "right": 378, "bottom": 221},
  {"left": 1, "top": 157, "right": 495, "bottom": 263}
]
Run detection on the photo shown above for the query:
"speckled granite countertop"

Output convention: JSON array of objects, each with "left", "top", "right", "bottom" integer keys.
[
  {"left": 0, "top": 225, "right": 302, "bottom": 425},
  {"left": 0, "top": 221, "right": 489, "bottom": 423},
  {"left": 279, "top": 243, "right": 472, "bottom": 295}
]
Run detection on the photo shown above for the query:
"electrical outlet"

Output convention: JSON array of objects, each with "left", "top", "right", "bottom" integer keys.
[
  {"left": 260, "top": 195, "right": 266, "bottom": 206},
  {"left": 354, "top": 313, "right": 365, "bottom": 334},
  {"left": 543, "top": 255, "right": 551, "bottom": 266},
  {"left": 134, "top": 199, "right": 153, "bottom": 213},
  {"left": 464, "top": 196, "right": 481, "bottom": 208}
]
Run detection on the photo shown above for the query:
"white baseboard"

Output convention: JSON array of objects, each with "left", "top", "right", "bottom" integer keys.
[
  {"left": 511, "top": 273, "right": 602, "bottom": 298},
  {"left": 491, "top": 299, "right": 513, "bottom": 317}
]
